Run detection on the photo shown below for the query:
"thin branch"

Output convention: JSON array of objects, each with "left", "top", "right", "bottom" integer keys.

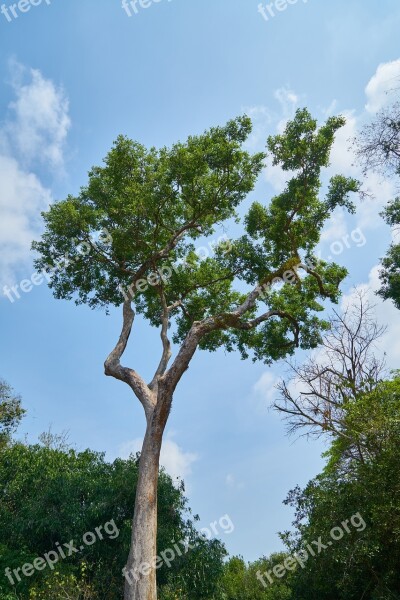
[
  {"left": 104, "top": 301, "right": 155, "bottom": 419},
  {"left": 149, "top": 285, "right": 172, "bottom": 391}
]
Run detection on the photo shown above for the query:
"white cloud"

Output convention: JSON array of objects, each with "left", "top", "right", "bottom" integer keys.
[
  {"left": 342, "top": 267, "right": 400, "bottom": 368},
  {"left": 6, "top": 61, "right": 70, "bottom": 169},
  {"left": 356, "top": 171, "right": 394, "bottom": 231},
  {"left": 0, "top": 62, "right": 70, "bottom": 292},
  {"left": 243, "top": 105, "right": 273, "bottom": 152},
  {"left": 274, "top": 86, "right": 299, "bottom": 133},
  {"left": 0, "top": 156, "right": 51, "bottom": 288},
  {"left": 225, "top": 473, "right": 244, "bottom": 490},
  {"left": 251, "top": 371, "right": 281, "bottom": 416},
  {"left": 321, "top": 63, "right": 399, "bottom": 243},
  {"left": 365, "top": 58, "right": 400, "bottom": 114},
  {"left": 253, "top": 371, "right": 279, "bottom": 402},
  {"left": 320, "top": 210, "right": 348, "bottom": 245},
  {"left": 328, "top": 110, "right": 358, "bottom": 176},
  {"left": 119, "top": 433, "right": 198, "bottom": 483}
]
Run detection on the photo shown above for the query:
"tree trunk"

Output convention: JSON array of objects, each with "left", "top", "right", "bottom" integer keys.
[{"left": 123, "top": 393, "right": 170, "bottom": 600}]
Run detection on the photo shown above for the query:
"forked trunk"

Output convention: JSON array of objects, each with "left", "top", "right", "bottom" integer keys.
[{"left": 108, "top": 302, "right": 201, "bottom": 600}]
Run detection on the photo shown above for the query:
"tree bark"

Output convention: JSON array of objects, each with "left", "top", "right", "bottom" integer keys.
[{"left": 123, "top": 389, "right": 171, "bottom": 600}]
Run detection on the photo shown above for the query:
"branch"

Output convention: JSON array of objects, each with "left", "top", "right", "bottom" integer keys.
[
  {"left": 104, "top": 301, "right": 155, "bottom": 419},
  {"left": 163, "top": 320, "right": 213, "bottom": 394},
  {"left": 149, "top": 286, "right": 172, "bottom": 391}
]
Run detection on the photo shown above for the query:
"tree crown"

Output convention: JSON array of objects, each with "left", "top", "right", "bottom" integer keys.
[{"left": 33, "top": 109, "right": 359, "bottom": 365}]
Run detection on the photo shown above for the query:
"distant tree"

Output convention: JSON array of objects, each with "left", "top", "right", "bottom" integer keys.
[
  {"left": 355, "top": 99, "right": 400, "bottom": 309},
  {"left": 355, "top": 101, "right": 400, "bottom": 177},
  {"left": 274, "top": 292, "right": 387, "bottom": 461},
  {"left": 0, "top": 379, "right": 24, "bottom": 443},
  {"left": 38, "top": 427, "right": 71, "bottom": 451},
  {"left": 33, "top": 109, "right": 359, "bottom": 600}
]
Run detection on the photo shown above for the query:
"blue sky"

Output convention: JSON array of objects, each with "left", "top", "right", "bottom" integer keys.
[{"left": 1, "top": 0, "right": 400, "bottom": 562}]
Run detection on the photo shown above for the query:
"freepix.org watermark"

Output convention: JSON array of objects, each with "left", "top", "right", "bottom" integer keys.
[
  {"left": 123, "top": 514, "right": 234, "bottom": 585},
  {"left": 4, "top": 519, "right": 119, "bottom": 586},
  {"left": 119, "top": 234, "right": 232, "bottom": 302},
  {"left": 3, "top": 228, "right": 112, "bottom": 304},
  {"left": 122, "top": 0, "right": 172, "bottom": 18},
  {"left": 257, "top": 0, "right": 308, "bottom": 22},
  {"left": 256, "top": 512, "right": 366, "bottom": 588},
  {"left": 1, "top": 0, "right": 51, "bottom": 22}
]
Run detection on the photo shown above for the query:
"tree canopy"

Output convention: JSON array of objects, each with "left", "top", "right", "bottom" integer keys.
[{"left": 33, "top": 109, "right": 360, "bottom": 365}]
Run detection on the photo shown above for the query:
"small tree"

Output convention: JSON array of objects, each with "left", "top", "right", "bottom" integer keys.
[
  {"left": 274, "top": 292, "right": 386, "bottom": 462},
  {"left": 33, "top": 109, "right": 359, "bottom": 600}
]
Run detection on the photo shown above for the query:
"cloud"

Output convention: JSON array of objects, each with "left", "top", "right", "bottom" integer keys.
[
  {"left": 225, "top": 473, "right": 244, "bottom": 490},
  {"left": 328, "top": 110, "right": 358, "bottom": 176},
  {"left": 342, "top": 267, "right": 400, "bottom": 369},
  {"left": 253, "top": 371, "right": 280, "bottom": 402},
  {"left": 0, "top": 62, "right": 70, "bottom": 292},
  {"left": 274, "top": 86, "right": 299, "bottom": 133},
  {"left": 243, "top": 86, "right": 299, "bottom": 153},
  {"left": 365, "top": 58, "right": 400, "bottom": 114},
  {"left": 251, "top": 60, "right": 399, "bottom": 228},
  {"left": 251, "top": 371, "right": 281, "bottom": 417},
  {"left": 319, "top": 61, "right": 399, "bottom": 244},
  {"left": 119, "top": 433, "right": 198, "bottom": 483},
  {"left": 6, "top": 61, "right": 71, "bottom": 169},
  {"left": 0, "top": 156, "right": 51, "bottom": 288}
]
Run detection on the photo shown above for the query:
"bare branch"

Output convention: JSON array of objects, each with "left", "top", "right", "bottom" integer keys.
[
  {"left": 104, "top": 301, "right": 155, "bottom": 419},
  {"left": 274, "top": 290, "right": 387, "bottom": 460}
]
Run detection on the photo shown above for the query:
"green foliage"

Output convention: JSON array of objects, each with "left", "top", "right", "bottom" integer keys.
[
  {"left": 0, "top": 380, "right": 25, "bottom": 444},
  {"left": 282, "top": 376, "right": 400, "bottom": 599},
  {"left": 0, "top": 442, "right": 226, "bottom": 600},
  {"left": 220, "top": 554, "right": 294, "bottom": 600},
  {"left": 159, "top": 538, "right": 227, "bottom": 600},
  {"left": 378, "top": 198, "right": 400, "bottom": 309},
  {"left": 33, "top": 110, "right": 359, "bottom": 366},
  {"left": 32, "top": 117, "right": 264, "bottom": 309},
  {"left": 28, "top": 564, "right": 95, "bottom": 599}
]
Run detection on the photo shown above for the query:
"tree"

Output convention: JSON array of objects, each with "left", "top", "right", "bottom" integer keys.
[
  {"left": 355, "top": 101, "right": 400, "bottom": 178},
  {"left": 33, "top": 109, "right": 360, "bottom": 599},
  {"left": 0, "top": 379, "right": 25, "bottom": 444},
  {"left": 220, "top": 554, "right": 294, "bottom": 599},
  {"left": 283, "top": 376, "right": 400, "bottom": 599},
  {"left": 355, "top": 100, "right": 400, "bottom": 309},
  {"left": 274, "top": 292, "right": 387, "bottom": 462}
]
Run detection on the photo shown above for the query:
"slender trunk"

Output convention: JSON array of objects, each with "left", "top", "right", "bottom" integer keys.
[{"left": 123, "top": 391, "right": 170, "bottom": 600}]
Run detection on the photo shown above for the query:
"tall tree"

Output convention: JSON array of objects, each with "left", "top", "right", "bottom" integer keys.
[
  {"left": 33, "top": 109, "right": 359, "bottom": 600},
  {"left": 355, "top": 99, "right": 400, "bottom": 308}
]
